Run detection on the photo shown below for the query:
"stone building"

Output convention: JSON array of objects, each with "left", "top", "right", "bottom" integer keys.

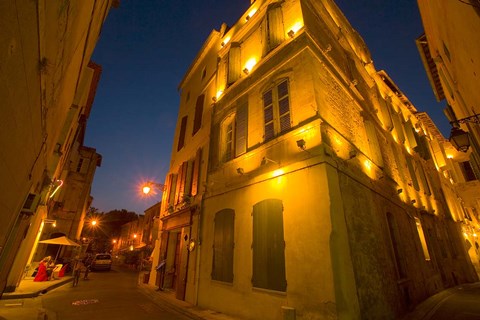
[
  {"left": 416, "top": 0, "right": 480, "bottom": 279},
  {"left": 153, "top": 0, "right": 479, "bottom": 319},
  {"left": 0, "top": 1, "right": 114, "bottom": 295}
]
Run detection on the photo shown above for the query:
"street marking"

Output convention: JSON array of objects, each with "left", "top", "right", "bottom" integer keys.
[{"left": 71, "top": 299, "right": 99, "bottom": 306}]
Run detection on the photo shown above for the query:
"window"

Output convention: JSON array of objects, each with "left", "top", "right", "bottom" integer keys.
[
  {"left": 252, "top": 199, "right": 286, "bottom": 292},
  {"left": 228, "top": 43, "right": 241, "bottom": 85},
  {"left": 364, "top": 120, "right": 383, "bottom": 167},
  {"left": 193, "top": 95, "right": 204, "bottom": 136},
  {"left": 177, "top": 116, "right": 188, "bottom": 151},
  {"left": 76, "top": 158, "right": 84, "bottom": 172},
  {"left": 262, "top": 3, "right": 284, "bottom": 55},
  {"left": 212, "top": 209, "right": 235, "bottom": 283},
  {"left": 263, "top": 79, "right": 291, "bottom": 141},
  {"left": 386, "top": 212, "right": 407, "bottom": 278},
  {"left": 460, "top": 161, "right": 477, "bottom": 182},
  {"left": 414, "top": 218, "right": 431, "bottom": 261},
  {"left": 406, "top": 157, "right": 420, "bottom": 191},
  {"left": 221, "top": 101, "right": 248, "bottom": 162},
  {"left": 201, "top": 67, "right": 207, "bottom": 80}
]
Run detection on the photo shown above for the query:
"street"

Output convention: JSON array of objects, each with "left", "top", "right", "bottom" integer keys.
[{"left": 39, "top": 266, "right": 190, "bottom": 320}]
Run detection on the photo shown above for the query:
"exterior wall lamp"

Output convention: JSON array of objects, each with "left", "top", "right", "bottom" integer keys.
[
  {"left": 296, "top": 139, "right": 306, "bottom": 150},
  {"left": 449, "top": 113, "right": 480, "bottom": 152},
  {"left": 142, "top": 181, "right": 166, "bottom": 195}
]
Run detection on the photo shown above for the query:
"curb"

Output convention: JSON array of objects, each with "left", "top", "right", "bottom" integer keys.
[{"left": 1, "top": 278, "right": 73, "bottom": 300}]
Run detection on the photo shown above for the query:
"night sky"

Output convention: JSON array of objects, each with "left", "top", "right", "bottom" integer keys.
[{"left": 85, "top": 0, "right": 447, "bottom": 215}]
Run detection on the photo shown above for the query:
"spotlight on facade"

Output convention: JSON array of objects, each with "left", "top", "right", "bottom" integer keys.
[
  {"left": 296, "top": 139, "right": 306, "bottom": 150},
  {"left": 348, "top": 150, "right": 357, "bottom": 159},
  {"left": 288, "top": 30, "right": 295, "bottom": 38},
  {"left": 237, "top": 168, "right": 244, "bottom": 175},
  {"left": 411, "top": 200, "right": 416, "bottom": 204},
  {"left": 243, "top": 68, "right": 249, "bottom": 75},
  {"left": 397, "top": 189, "right": 403, "bottom": 194}
]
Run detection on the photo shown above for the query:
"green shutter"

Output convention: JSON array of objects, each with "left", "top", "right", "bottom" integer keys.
[
  {"left": 212, "top": 209, "right": 234, "bottom": 282},
  {"left": 252, "top": 199, "right": 286, "bottom": 291},
  {"left": 235, "top": 102, "right": 248, "bottom": 157},
  {"left": 228, "top": 43, "right": 241, "bottom": 85}
]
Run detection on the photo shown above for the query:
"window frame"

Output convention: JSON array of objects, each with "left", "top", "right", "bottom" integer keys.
[{"left": 262, "top": 79, "right": 291, "bottom": 142}]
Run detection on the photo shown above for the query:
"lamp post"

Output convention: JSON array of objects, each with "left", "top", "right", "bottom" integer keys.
[
  {"left": 142, "top": 181, "right": 165, "bottom": 195},
  {"left": 449, "top": 114, "right": 480, "bottom": 152}
]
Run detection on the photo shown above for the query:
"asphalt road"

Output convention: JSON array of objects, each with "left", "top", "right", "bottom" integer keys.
[
  {"left": 424, "top": 284, "right": 480, "bottom": 320},
  {"left": 41, "top": 266, "right": 191, "bottom": 320}
]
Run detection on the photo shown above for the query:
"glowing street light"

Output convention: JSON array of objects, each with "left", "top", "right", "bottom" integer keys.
[
  {"left": 141, "top": 181, "right": 165, "bottom": 195},
  {"left": 91, "top": 220, "right": 97, "bottom": 226}
]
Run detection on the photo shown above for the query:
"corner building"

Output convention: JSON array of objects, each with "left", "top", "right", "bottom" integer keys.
[{"left": 157, "top": 0, "right": 478, "bottom": 319}]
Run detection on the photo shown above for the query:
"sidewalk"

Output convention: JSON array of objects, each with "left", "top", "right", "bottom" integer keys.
[
  {"left": 1, "top": 276, "right": 73, "bottom": 300},
  {"left": 0, "top": 277, "right": 72, "bottom": 320},
  {"left": 136, "top": 274, "right": 241, "bottom": 320}
]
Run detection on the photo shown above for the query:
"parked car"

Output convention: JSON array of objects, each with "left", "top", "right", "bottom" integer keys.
[{"left": 90, "top": 253, "right": 112, "bottom": 271}]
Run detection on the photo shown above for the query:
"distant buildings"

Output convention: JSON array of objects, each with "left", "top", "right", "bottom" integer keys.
[
  {"left": 0, "top": 1, "right": 115, "bottom": 295},
  {"left": 151, "top": 0, "right": 480, "bottom": 319}
]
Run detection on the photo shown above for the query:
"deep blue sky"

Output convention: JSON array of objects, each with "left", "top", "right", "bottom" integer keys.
[{"left": 85, "top": 0, "right": 447, "bottom": 215}]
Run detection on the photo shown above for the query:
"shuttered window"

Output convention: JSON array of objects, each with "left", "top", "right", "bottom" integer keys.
[
  {"left": 364, "top": 120, "right": 383, "bottom": 168},
  {"left": 225, "top": 122, "right": 234, "bottom": 161},
  {"left": 263, "top": 79, "right": 291, "bottom": 142},
  {"left": 228, "top": 43, "right": 241, "bottom": 85},
  {"left": 235, "top": 102, "right": 248, "bottom": 157},
  {"left": 252, "top": 199, "right": 286, "bottom": 292},
  {"left": 212, "top": 209, "right": 234, "bottom": 283},
  {"left": 406, "top": 157, "right": 420, "bottom": 191},
  {"left": 392, "top": 111, "right": 405, "bottom": 144},
  {"left": 405, "top": 120, "right": 418, "bottom": 150},
  {"left": 177, "top": 116, "right": 188, "bottom": 151},
  {"left": 265, "top": 3, "right": 284, "bottom": 53},
  {"left": 191, "top": 148, "right": 202, "bottom": 196},
  {"left": 192, "top": 95, "right": 204, "bottom": 136}
]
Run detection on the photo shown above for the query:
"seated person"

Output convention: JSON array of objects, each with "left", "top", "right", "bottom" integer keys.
[
  {"left": 58, "top": 264, "right": 68, "bottom": 278},
  {"left": 33, "top": 258, "right": 49, "bottom": 282}
]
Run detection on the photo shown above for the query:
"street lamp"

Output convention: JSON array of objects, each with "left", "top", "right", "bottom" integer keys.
[
  {"left": 449, "top": 114, "right": 480, "bottom": 152},
  {"left": 91, "top": 220, "right": 97, "bottom": 226},
  {"left": 142, "top": 181, "right": 165, "bottom": 195}
]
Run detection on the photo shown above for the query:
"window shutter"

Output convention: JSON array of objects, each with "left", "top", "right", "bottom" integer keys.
[
  {"left": 192, "top": 95, "right": 204, "bottom": 136},
  {"left": 277, "top": 80, "right": 291, "bottom": 133},
  {"left": 225, "top": 122, "right": 234, "bottom": 161},
  {"left": 364, "top": 120, "right": 383, "bottom": 167},
  {"left": 228, "top": 43, "right": 241, "bottom": 85},
  {"left": 212, "top": 209, "right": 234, "bottom": 283},
  {"left": 252, "top": 199, "right": 286, "bottom": 292},
  {"left": 263, "top": 90, "right": 274, "bottom": 141},
  {"left": 375, "top": 87, "right": 393, "bottom": 130},
  {"left": 392, "top": 111, "right": 405, "bottom": 144},
  {"left": 235, "top": 102, "right": 248, "bottom": 157},
  {"left": 406, "top": 157, "right": 420, "bottom": 191},
  {"left": 417, "top": 162, "right": 431, "bottom": 195},
  {"left": 405, "top": 120, "right": 418, "bottom": 150},
  {"left": 164, "top": 174, "right": 173, "bottom": 207},
  {"left": 267, "top": 4, "right": 284, "bottom": 51},
  {"left": 168, "top": 174, "right": 177, "bottom": 207},
  {"left": 184, "top": 160, "right": 194, "bottom": 197},
  {"left": 177, "top": 116, "right": 188, "bottom": 151},
  {"left": 191, "top": 148, "right": 202, "bottom": 196}
]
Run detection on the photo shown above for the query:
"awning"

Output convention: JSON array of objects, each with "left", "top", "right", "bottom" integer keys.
[{"left": 39, "top": 236, "right": 80, "bottom": 247}]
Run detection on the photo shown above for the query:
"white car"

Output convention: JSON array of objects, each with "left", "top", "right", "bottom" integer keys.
[{"left": 90, "top": 253, "right": 112, "bottom": 271}]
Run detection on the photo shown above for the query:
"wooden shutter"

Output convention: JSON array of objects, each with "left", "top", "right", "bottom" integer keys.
[
  {"left": 177, "top": 116, "right": 188, "bottom": 151},
  {"left": 168, "top": 174, "right": 177, "bottom": 207},
  {"left": 191, "top": 148, "right": 202, "bottom": 196},
  {"left": 235, "top": 102, "right": 248, "bottom": 157},
  {"left": 184, "top": 160, "right": 194, "bottom": 197},
  {"left": 417, "top": 161, "right": 431, "bottom": 195},
  {"left": 406, "top": 157, "right": 420, "bottom": 191},
  {"left": 267, "top": 4, "right": 284, "bottom": 51},
  {"left": 228, "top": 43, "right": 241, "bottom": 85},
  {"left": 192, "top": 95, "right": 204, "bottom": 136},
  {"left": 263, "top": 90, "right": 274, "bottom": 141},
  {"left": 364, "top": 120, "right": 383, "bottom": 167},
  {"left": 392, "top": 112, "right": 405, "bottom": 144},
  {"left": 405, "top": 120, "right": 418, "bottom": 150},
  {"left": 212, "top": 209, "right": 234, "bottom": 282},
  {"left": 277, "top": 80, "right": 291, "bottom": 133},
  {"left": 252, "top": 199, "right": 286, "bottom": 292}
]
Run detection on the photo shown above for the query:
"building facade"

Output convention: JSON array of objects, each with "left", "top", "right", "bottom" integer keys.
[
  {"left": 153, "top": 0, "right": 479, "bottom": 319},
  {"left": 416, "top": 0, "right": 480, "bottom": 279},
  {"left": 0, "top": 1, "right": 114, "bottom": 295}
]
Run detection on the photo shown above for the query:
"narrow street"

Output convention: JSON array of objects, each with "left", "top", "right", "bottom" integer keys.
[{"left": 40, "top": 266, "right": 190, "bottom": 320}]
